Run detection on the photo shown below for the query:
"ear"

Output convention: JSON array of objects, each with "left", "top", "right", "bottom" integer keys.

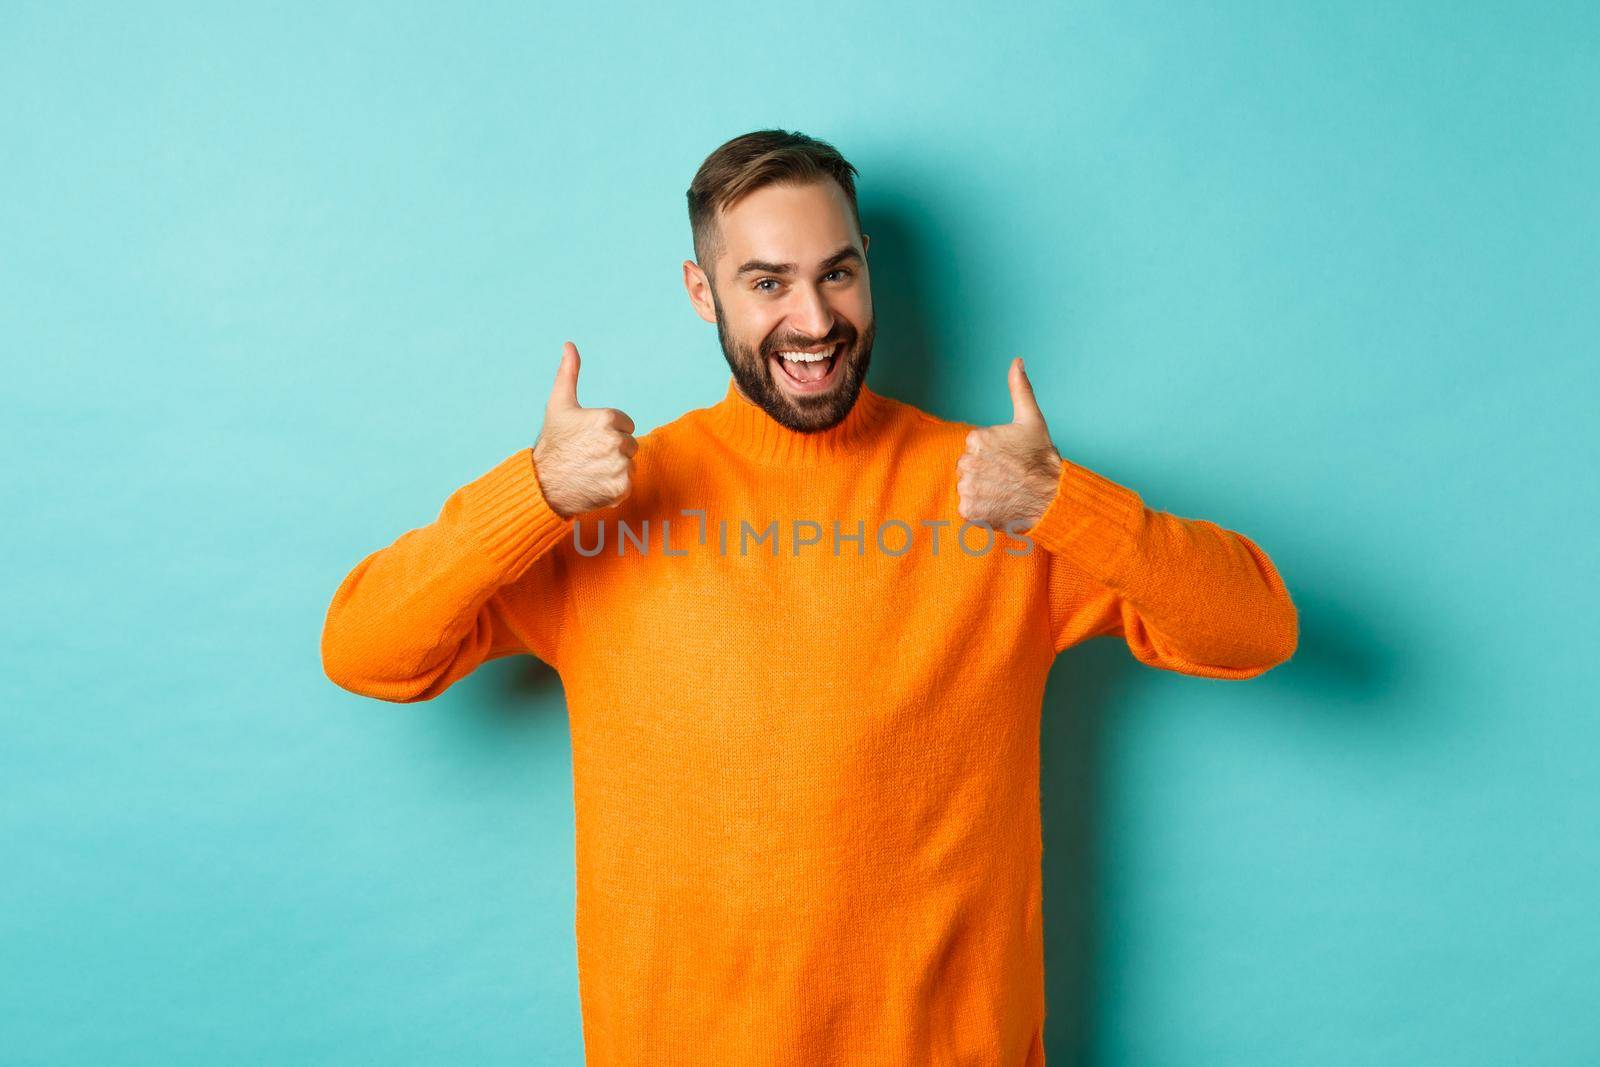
[
  {"left": 683, "top": 259, "right": 718, "bottom": 325},
  {"left": 862, "top": 233, "right": 870, "bottom": 257}
]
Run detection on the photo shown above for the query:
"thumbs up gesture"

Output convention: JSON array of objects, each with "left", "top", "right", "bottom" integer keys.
[
  {"left": 956, "top": 358, "right": 1064, "bottom": 532},
  {"left": 532, "top": 341, "right": 639, "bottom": 519}
]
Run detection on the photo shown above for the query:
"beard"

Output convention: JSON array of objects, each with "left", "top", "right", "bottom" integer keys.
[{"left": 711, "top": 285, "right": 875, "bottom": 434}]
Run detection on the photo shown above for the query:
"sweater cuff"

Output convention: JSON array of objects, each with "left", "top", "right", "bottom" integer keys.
[
  {"left": 1023, "top": 456, "right": 1146, "bottom": 586},
  {"left": 457, "top": 449, "right": 574, "bottom": 579}
]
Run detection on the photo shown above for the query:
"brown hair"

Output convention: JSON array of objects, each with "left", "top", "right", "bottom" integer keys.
[{"left": 686, "top": 129, "right": 862, "bottom": 285}]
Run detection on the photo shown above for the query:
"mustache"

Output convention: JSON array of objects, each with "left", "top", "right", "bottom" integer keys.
[{"left": 763, "top": 333, "right": 852, "bottom": 354}]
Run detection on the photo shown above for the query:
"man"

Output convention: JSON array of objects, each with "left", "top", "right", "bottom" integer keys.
[{"left": 321, "top": 128, "right": 1298, "bottom": 1065}]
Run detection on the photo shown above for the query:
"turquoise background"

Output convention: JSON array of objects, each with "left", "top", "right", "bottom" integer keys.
[{"left": 5, "top": 2, "right": 1596, "bottom": 1063}]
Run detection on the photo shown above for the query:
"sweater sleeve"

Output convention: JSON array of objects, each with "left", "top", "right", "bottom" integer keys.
[
  {"left": 320, "top": 448, "right": 575, "bottom": 701},
  {"left": 1025, "top": 456, "right": 1299, "bottom": 679}
]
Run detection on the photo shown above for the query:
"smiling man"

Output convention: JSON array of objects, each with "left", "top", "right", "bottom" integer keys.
[
  {"left": 321, "top": 128, "right": 1299, "bottom": 1065},
  {"left": 697, "top": 176, "right": 875, "bottom": 432}
]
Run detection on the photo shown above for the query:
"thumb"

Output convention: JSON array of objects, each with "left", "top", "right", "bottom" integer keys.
[
  {"left": 1008, "top": 357, "right": 1044, "bottom": 427},
  {"left": 548, "top": 341, "right": 581, "bottom": 412}
]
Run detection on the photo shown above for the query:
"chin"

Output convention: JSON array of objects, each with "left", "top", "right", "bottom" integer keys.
[{"left": 768, "top": 350, "right": 863, "bottom": 433}]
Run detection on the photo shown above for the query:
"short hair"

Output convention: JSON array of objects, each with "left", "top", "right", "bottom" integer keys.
[{"left": 686, "top": 129, "right": 862, "bottom": 285}]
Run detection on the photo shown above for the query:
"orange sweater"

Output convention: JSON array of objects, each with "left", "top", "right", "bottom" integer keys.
[{"left": 321, "top": 377, "right": 1298, "bottom": 1065}]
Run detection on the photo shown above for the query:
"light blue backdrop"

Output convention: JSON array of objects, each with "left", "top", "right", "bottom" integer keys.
[{"left": 5, "top": 2, "right": 1596, "bottom": 1064}]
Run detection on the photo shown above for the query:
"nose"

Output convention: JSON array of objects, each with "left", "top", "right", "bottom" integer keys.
[{"left": 788, "top": 281, "right": 836, "bottom": 343}]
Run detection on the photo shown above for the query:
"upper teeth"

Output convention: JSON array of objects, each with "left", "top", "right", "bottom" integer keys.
[{"left": 777, "top": 348, "right": 833, "bottom": 362}]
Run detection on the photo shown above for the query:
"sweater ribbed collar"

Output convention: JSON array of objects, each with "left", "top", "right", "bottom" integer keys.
[{"left": 700, "top": 375, "right": 895, "bottom": 465}]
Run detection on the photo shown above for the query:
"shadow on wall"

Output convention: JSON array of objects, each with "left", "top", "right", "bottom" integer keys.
[
  {"left": 848, "top": 206, "right": 948, "bottom": 418},
  {"left": 500, "top": 655, "right": 563, "bottom": 704},
  {"left": 1038, "top": 587, "right": 1397, "bottom": 1064}
]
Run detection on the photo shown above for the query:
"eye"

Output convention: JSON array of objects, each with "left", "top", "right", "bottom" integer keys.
[{"left": 755, "top": 268, "right": 853, "bottom": 294}]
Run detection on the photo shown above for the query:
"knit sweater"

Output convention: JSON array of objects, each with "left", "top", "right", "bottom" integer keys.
[{"left": 320, "top": 376, "right": 1298, "bottom": 1066}]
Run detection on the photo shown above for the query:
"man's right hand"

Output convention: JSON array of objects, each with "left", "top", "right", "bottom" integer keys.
[{"left": 532, "top": 341, "right": 638, "bottom": 519}]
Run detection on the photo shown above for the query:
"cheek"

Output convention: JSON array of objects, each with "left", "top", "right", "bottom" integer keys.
[
  {"left": 840, "top": 303, "right": 872, "bottom": 338},
  {"left": 840, "top": 280, "right": 872, "bottom": 316},
  {"left": 741, "top": 313, "right": 786, "bottom": 352}
]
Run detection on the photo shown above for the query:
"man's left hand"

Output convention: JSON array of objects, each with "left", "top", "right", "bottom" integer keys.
[{"left": 956, "top": 358, "right": 1064, "bottom": 532}]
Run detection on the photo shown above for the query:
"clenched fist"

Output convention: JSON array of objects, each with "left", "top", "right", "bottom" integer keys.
[
  {"left": 532, "top": 341, "right": 639, "bottom": 519},
  {"left": 955, "top": 358, "right": 1063, "bottom": 532}
]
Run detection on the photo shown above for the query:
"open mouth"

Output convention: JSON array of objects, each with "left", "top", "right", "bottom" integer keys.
[{"left": 770, "top": 341, "right": 844, "bottom": 393}]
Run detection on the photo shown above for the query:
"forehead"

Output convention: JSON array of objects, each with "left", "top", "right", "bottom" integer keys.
[{"left": 717, "top": 179, "right": 858, "bottom": 264}]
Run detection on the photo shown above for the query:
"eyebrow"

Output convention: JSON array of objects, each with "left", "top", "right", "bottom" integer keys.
[{"left": 734, "top": 243, "right": 863, "bottom": 279}]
